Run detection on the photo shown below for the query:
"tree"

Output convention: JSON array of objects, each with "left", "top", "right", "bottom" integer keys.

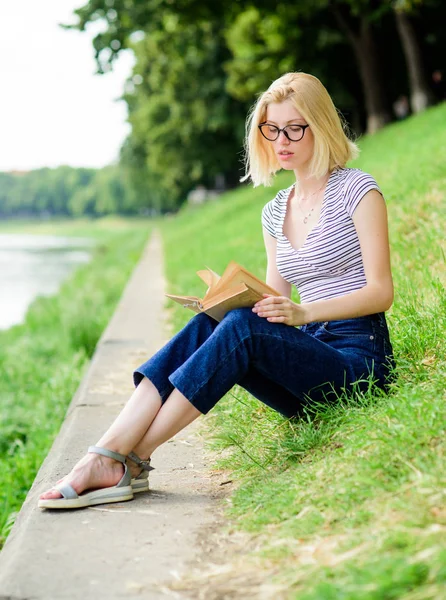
[
  {"left": 68, "top": 0, "right": 444, "bottom": 167},
  {"left": 328, "top": 1, "right": 393, "bottom": 132},
  {"left": 224, "top": 4, "right": 366, "bottom": 131},
  {"left": 123, "top": 12, "right": 246, "bottom": 209},
  {"left": 224, "top": 1, "right": 395, "bottom": 133},
  {"left": 392, "top": 0, "right": 437, "bottom": 112},
  {"left": 68, "top": 0, "right": 232, "bottom": 72},
  {"left": 70, "top": 0, "right": 394, "bottom": 135},
  {"left": 67, "top": 1, "right": 248, "bottom": 209},
  {"left": 0, "top": 166, "right": 137, "bottom": 218}
]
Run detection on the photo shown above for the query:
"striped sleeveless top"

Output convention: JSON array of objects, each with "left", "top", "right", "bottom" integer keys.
[{"left": 261, "top": 167, "right": 382, "bottom": 303}]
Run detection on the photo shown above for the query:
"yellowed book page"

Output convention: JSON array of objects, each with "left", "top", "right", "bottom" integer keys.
[
  {"left": 212, "top": 261, "right": 280, "bottom": 298},
  {"left": 208, "top": 261, "right": 238, "bottom": 295},
  {"left": 196, "top": 267, "right": 221, "bottom": 288},
  {"left": 202, "top": 282, "right": 248, "bottom": 310},
  {"left": 197, "top": 267, "right": 222, "bottom": 302},
  {"left": 165, "top": 294, "right": 203, "bottom": 314},
  {"left": 203, "top": 284, "right": 265, "bottom": 322}
]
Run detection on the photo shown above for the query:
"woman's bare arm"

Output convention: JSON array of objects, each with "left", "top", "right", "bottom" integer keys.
[{"left": 263, "top": 227, "right": 292, "bottom": 298}]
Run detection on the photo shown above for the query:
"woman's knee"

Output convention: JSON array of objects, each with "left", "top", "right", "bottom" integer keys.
[
  {"left": 221, "top": 306, "right": 267, "bottom": 332},
  {"left": 217, "top": 307, "right": 258, "bottom": 340},
  {"left": 186, "top": 312, "right": 218, "bottom": 338},
  {"left": 222, "top": 307, "right": 256, "bottom": 325},
  {"left": 195, "top": 312, "right": 218, "bottom": 326}
]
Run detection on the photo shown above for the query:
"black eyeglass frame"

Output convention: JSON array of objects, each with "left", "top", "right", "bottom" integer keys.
[{"left": 258, "top": 122, "right": 310, "bottom": 142}]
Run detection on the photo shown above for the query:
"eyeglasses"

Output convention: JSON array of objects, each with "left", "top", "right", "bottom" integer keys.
[{"left": 258, "top": 122, "right": 310, "bottom": 142}]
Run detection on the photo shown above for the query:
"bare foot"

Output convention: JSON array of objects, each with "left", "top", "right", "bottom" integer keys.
[{"left": 39, "top": 452, "right": 124, "bottom": 500}]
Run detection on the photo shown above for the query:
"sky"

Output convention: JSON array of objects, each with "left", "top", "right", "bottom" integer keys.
[{"left": 0, "top": 1, "right": 135, "bottom": 172}]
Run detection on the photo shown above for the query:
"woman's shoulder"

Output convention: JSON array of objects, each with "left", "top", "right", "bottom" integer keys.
[
  {"left": 261, "top": 184, "right": 293, "bottom": 237},
  {"left": 270, "top": 183, "right": 294, "bottom": 204},
  {"left": 262, "top": 184, "right": 293, "bottom": 214},
  {"left": 333, "top": 166, "right": 380, "bottom": 188},
  {"left": 334, "top": 167, "right": 382, "bottom": 217}
]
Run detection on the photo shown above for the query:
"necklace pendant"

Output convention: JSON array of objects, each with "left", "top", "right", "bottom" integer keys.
[{"left": 304, "top": 216, "right": 308, "bottom": 224}]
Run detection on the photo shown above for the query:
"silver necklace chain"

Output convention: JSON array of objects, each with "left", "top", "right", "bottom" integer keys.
[{"left": 295, "top": 182, "right": 326, "bottom": 224}]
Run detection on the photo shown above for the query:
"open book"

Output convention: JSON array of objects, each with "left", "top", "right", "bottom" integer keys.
[{"left": 166, "top": 261, "right": 280, "bottom": 322}]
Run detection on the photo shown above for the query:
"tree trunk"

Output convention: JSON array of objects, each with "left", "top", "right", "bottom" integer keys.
[
  {"left": 332, "top": 8, "right": 392, "bottom": 134},
  {"left": 394, "top": 9, "right": 436, "bottom": 113},
  {"left": 354, "top": 19, "right": 393, "bottom": 133}
]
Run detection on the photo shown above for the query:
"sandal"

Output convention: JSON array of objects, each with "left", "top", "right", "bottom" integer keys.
[
  {"left": 38, "top": 446, "right": 134, "bottom": 509},
  {"left": 127, "top": 452, "right": 154, "bottom": 493}
]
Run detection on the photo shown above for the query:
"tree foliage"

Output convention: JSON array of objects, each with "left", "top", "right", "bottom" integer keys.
[
  {"left": 122, "top": 12, "right": 247, "bottom": 209},
  {"left": 1, "top": 0, "right": 444, "bottom": 217},
  {"left": 0, "top": 166, "right": 139, "bottom": 218}
]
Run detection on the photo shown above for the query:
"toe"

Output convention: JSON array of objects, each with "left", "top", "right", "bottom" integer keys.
[
  {"left": 39, "top": 475, "right": 66, "bottom": 499},
  {"left": 39, "top": 488, "right": 63, "bottom": 500}
]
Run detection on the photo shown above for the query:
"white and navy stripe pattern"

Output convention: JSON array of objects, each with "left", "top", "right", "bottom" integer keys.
[{"left": 261, "top": 168, "right": 382, "bottom": 303}]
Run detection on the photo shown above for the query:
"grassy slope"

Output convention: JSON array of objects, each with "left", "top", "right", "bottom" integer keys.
[
  {"left": 161, "top": 105, "right": 446, "bottom": 599},
  {"left": 0, "top": 218, "right": 150, "bottom": 547}
]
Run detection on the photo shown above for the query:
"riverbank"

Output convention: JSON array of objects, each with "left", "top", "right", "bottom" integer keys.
[
  {"left": 0, "top": 218, "right": 151, "bottom": 546},
  {"left": 0, "top": 232, "right": 227, "bottom": 599}
]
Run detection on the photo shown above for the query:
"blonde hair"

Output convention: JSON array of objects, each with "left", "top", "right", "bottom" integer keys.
[{"left": 242, "top": 72, "right": 359, "bottom": 187}]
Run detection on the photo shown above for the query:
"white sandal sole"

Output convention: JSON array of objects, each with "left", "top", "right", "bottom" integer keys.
[
  {"left": 131, "top": 475, "right": 149, "bottom": 493},
  {"left": 38, "top": 485, "right": 133, "bottom": 509}
]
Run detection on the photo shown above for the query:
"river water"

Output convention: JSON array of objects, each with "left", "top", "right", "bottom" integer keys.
[{"left": 0, "top": 234, "right": 93, "bottom": 331}]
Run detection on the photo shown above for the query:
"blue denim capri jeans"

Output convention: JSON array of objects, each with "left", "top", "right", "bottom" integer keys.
[{"left": 133, "top": 308, "right": 395, "bottom": 418}]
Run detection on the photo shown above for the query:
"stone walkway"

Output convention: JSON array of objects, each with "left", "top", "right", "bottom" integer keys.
[{"left": 0, "top": 231, "right": 224, "bottom": 600}]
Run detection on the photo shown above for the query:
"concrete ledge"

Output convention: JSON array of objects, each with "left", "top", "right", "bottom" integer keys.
[{"left": 0, "top": 231, "right": 218, "bottom": 600}]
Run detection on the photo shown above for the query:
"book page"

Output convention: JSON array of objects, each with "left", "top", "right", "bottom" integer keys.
[
  {"left": 196, "top": 267, "right": 221, "bottom": 288},
  {"left": 202, "top": 282, "right": 248, "bottom": 310},
  {"left": 208, "top": 261, "right": 238, "bottom": 296},
  {"left": 197, "top": 267, "right": 222, "bottom": 302},
  {"left": 211, "top": 261, "right": 280, "bottom": 298},
  {"left": 165, "top": 294, "right": 203, "bottom": 314},
  {"left": 203, "top": 284, "right": 265, "bottom": 322}
]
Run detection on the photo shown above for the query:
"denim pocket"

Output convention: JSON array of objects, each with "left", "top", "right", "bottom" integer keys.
[
  {"left": 316, "top": 317, "right": 377, "bottom": 355},
  {"left": 320, "top": 317, "right": 375, "bottom": 340}
]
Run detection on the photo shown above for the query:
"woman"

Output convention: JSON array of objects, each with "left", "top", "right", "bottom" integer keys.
[{"left": 39, "top": 72, "right": 395, "bottom": 509}]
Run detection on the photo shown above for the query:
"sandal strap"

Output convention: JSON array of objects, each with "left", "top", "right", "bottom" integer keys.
[
  {"left": 88, "top": 446, "right": 126, "bottom": 464},
  {"left": 55, "top": 482, "right": 78, "bottom": 500},
  {"left": 127, "top": 451, "right": 154, "bottom": 472}
]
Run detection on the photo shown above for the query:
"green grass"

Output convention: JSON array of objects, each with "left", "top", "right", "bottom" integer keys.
[
  {"left": 0, "top": 217, "right": 151, "bottom": 547},
  {"left": 161, "top": 103, "right": 446, "bottom": 598}
]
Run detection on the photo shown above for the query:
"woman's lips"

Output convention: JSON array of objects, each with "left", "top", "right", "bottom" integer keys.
[{"left": 278, "top": 151, "right": 294, "bottom": 160}]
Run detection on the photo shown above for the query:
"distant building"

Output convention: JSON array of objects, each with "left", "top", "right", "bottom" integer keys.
[
  {"left": 187, "top": 176, "right": 226, "bottom": 205},
  {"left": 5, "top": 170, "right": 29, "bottom": 176}
]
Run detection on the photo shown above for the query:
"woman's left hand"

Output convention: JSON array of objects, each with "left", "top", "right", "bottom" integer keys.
[{"left": 252, "top": 294, "right": 309, "bottom": 326}]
